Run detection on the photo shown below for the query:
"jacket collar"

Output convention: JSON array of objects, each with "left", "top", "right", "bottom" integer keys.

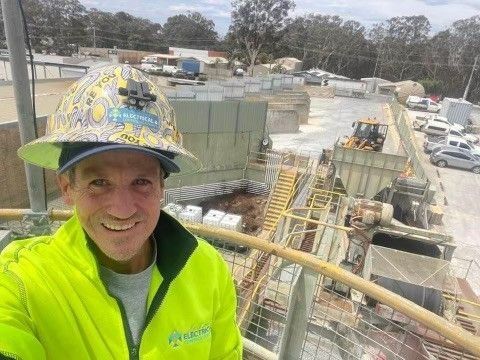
[
  {"left": 152, "top": 210, "right": 198, "bottom": 281},
  {"left": 57, "top": 210, "right": 198, "bottom": 281}
]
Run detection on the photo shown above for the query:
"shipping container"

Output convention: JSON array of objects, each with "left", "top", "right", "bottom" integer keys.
[
  {"left": 439, "top": 97, "right": 473, "bottom": 127},
  {"left": 180, "top": 58, "right": 201, "bottom": 74}
]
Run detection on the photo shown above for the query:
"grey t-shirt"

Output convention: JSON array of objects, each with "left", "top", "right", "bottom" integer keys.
[{"left": 99, "top": 242, "right": 157, "bottom": 345}]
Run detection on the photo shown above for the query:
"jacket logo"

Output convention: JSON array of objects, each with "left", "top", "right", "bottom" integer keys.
[{"left": 168, "top": 325, "right": 211, "bottom": 348}]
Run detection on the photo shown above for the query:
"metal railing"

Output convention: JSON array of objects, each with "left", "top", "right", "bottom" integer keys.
[
  {"left": 1, "top": 208, "right": 479, "bottom": 359},
  {"left": 389, "top": 101, "right": 428, "bottom": 180}
]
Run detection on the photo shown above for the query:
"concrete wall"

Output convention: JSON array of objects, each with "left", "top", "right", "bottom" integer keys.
[
  {"left": 1, "top": 100, "right": 269, "bottom": 207},
  {"left": 0, "top": 118, "right": 58, "bottom": 208},
  {"left": 167, "top": 100, "right": 268, "bottom": 188}
]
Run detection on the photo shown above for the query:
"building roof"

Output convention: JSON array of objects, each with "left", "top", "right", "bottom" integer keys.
[
  {"left": 146, "top": 54, "right": 179, "bottom": 59},
  {"left": 179, "top": 55, "right": 228, "bottom": 65}
]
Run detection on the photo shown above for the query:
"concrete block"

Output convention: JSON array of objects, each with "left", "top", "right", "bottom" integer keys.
[
  {"left": 303, "top": 85, "right": 335, "bottom": 98},
  {"left": 266, "top": 109, "right": 299, "bottom": 134},
  {"left": 427, "top": 204, "right": 444, "bottom": 225},
  {"left": 268, "top": 102, "right": 309, "bottom": 125}
]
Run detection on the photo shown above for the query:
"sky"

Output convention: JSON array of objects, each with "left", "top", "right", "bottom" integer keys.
[{"left": 79, "top": 0, "right": 480, "bottom": 36}]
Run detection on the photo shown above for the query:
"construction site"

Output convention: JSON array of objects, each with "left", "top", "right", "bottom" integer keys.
[{"left": 1, "top": 2, "right": 480, "bottom": 360}]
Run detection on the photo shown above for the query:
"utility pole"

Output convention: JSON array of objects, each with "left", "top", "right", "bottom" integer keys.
[
  {"left": 1, "top": 0, "right": 46, "bottom": 212},
  {"left": 92, "top": 26, "right": 96, "bottom": 48},
  {"left": 463, "top": 55, "right": 478, "bottom": 101}
]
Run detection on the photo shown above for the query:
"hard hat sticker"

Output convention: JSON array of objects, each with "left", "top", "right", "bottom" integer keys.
[{"left": 107, "top": 107, "right": 160, "bottom": 131}]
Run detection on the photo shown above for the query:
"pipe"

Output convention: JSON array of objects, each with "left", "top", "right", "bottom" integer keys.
[
  {"left": 282, "top": 212, "right": 352, "bottom": 233},
  {"left": 0, "top": 208, "right": 479, "bottom": 357},
  {"left": 243, "top": 338, "right": 277, "bottom": 360}
]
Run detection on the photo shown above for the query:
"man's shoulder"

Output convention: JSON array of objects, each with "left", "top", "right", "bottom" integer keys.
[{"left": 0, "top": 235, "right": 54, "bottom": 266}]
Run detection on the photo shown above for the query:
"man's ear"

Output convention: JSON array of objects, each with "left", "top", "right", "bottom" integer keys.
[{"left": 57, "top": 173, "right": 74, "bottom": 206}]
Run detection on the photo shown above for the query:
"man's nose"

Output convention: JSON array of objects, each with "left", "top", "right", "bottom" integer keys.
[{"left": 106, "top": 187, "right": 137, "bottom": 219}]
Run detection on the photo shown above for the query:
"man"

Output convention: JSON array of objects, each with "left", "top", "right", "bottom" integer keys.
[{"left": 0, "top": 65, "right": 242, "bottom": 359}]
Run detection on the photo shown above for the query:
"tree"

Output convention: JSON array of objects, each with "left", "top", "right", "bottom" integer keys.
[
  {"left": 369, "top": 16, "right": 431, "bottom": 81},
  {"left": 162, "top": 12, "right": 218, "bottom": 49},
  {"left": 230, "top": 0, "right": 295, "bottom": 74},
  {"left": 277, "top": 14, "right": 370, "bottom": 78}
]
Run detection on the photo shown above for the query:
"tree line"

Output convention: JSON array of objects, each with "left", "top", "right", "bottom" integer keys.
[{"left": 0, "top": 0, "right": 479, "bottom": 102}]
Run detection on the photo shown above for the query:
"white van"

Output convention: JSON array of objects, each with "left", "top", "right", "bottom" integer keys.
[{"left": 421, "top": 121, "right": 450, "bottom": 136}]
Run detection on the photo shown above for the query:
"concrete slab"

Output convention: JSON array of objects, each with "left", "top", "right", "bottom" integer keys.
[
  {"left": 270, "top": 94, "right": 394, "bottom": 156},
  {"left": 0, "top": 79, "right": 74, "bottom": 123}
]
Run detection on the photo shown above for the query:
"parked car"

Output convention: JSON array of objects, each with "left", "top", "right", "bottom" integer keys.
[
  {"left": 140, "top": 63, "right": 161, "bottom": 73},
  {"left": 162, "top": 65, "right": 179, "bottom": 75},
  {"left": 424, "top": 135, "right": 480, "bottom": 155},
  {"left": 406, "top": 96, "right": 441, "bottom": 112},
  {"left": 429, "top": 148, "right": 480, "bottom": 173},
  {"left": 420, "top": 120, "right": 479, "bottom": 144},
  {"left": 414, "top": 115, "right": 465, "bottom": 132},
  {"left": 420, "top": 120, "right": 451, "bottom": 136},
  {"left": 173, "top": 69, "right": 195, "bottom": 80},
  {"left": 448, "top": 128, "right": 479, "bottom": 144}
]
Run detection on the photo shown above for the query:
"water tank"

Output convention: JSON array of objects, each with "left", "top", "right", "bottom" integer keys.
[
  {"left": 163, "top": 203, "right": 184, "bottom": 219},
  {"left": 219, "top": 214, "right": 243, "bottom": 232},
  {"left": 203, "top": 210, "right": 226, "bottom": 227},
  {"left": 179, "top": 205, "right": 203, "bottom": 224}
]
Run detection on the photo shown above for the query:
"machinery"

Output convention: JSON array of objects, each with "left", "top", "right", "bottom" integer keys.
[{"left": 343, "top": 118, "right": 388, "bottom": 152}]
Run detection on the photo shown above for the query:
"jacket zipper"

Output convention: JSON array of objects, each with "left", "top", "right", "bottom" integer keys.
[
  {"left": 91, "top": 256, "right": 139, "bottom": 360},
  {"left": 0, "top": 351, "right": 20, "bottom": 359}
]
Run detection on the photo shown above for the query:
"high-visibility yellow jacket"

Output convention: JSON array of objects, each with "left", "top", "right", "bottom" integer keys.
[{"left": 0, "top": 211, "right": 242, "bottom": 359}]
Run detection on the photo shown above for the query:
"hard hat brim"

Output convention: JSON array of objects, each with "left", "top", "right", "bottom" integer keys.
[
  {"left": 57, "top": 143, "right": 181, "bottom": 176},
  {"left": 17, "top": 131, "right": 202, "bottom": 176}
]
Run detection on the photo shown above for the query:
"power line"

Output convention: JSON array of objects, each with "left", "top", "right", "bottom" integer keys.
[
  {"left": 285, "top": 43, "right": 479, "bottom": 68},
  {"left": 28, "top": 24, "right": 220, "bottom": 42}
]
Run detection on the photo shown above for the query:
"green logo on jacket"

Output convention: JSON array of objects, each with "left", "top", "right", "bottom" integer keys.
[{"left": 168, "top": 325, "right": 211, "bottom": 348}]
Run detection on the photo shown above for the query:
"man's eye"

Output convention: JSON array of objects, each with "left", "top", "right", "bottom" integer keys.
[
  {"left": 134, "top": 179, "right": 151, "bottom": 186},
  {"left": 90, "top": 179, "right": 108, "bottom": 187}
]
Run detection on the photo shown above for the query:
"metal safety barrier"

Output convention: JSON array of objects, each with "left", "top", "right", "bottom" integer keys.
[{"left": 1, "top": 208, "right": 479, "bottom": 360}]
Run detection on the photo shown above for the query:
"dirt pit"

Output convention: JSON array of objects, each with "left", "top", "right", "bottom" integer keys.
[{"left": 198, "top": 191, "right": 268, "bottom": 235}]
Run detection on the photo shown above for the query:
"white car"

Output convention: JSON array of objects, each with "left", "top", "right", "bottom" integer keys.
[
  {"left": 140, "top": 63, "right": 162, "bottom": 73},
  {"left": 162, "top": 65, "right": 179, "bottom": 75},
  {"left": 406, "top": 96, "right": 441, "bottom": 112},
  {"left": 416, "top": 116, "right": 478, "bottom": 143}
]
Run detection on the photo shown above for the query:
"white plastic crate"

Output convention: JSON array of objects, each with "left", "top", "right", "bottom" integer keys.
[
  {"left": 203, "top": 209, "right": 226, "bottom": 227},
  {"left": 179, "top": 205, "right": 203, "bottom": 224},
  {"left": 219, "top": 213, "right": 243, "bottom": 232},
  {"left": 163, "top": 203, "right": 184, "bottom": 219}
]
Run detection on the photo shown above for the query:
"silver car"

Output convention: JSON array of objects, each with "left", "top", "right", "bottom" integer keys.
[{"left": 430, "top": 148, "right": 480, "bottom": 173}]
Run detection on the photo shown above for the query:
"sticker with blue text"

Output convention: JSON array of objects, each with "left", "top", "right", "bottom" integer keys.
[{"left": 107, "top": 107, "right": 160, "bottom": 131}]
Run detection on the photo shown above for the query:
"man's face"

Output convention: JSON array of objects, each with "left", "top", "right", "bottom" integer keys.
[{"left": 58, "top": 150, "right": 164, "bottom": 270}]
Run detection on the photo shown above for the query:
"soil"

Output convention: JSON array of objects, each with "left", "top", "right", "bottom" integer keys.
[{"left": 198, "top": 191, "right": 268, "bottom": 235}]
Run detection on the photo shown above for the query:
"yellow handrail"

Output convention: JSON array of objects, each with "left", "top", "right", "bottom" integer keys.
[{"left": 1, "top": 208, "right": 479, "bottom": 356}]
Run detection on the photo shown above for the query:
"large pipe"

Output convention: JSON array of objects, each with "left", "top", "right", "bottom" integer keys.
[{"left": 0, "top": 208, "right": 479, "bottom": 357}]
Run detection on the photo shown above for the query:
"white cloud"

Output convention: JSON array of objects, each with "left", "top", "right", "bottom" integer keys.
[{"left": 169, "top": 3, "right": 230, "bottom": 19}]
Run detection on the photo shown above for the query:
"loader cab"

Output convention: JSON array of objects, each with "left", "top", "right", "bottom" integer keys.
[{"left": 352, "top": 118, "right": 388, "bottom": 143}]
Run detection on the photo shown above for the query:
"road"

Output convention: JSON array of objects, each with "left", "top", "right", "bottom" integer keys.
[{"left": 407, "top": 109, "right": 480, "bottom": 266}]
